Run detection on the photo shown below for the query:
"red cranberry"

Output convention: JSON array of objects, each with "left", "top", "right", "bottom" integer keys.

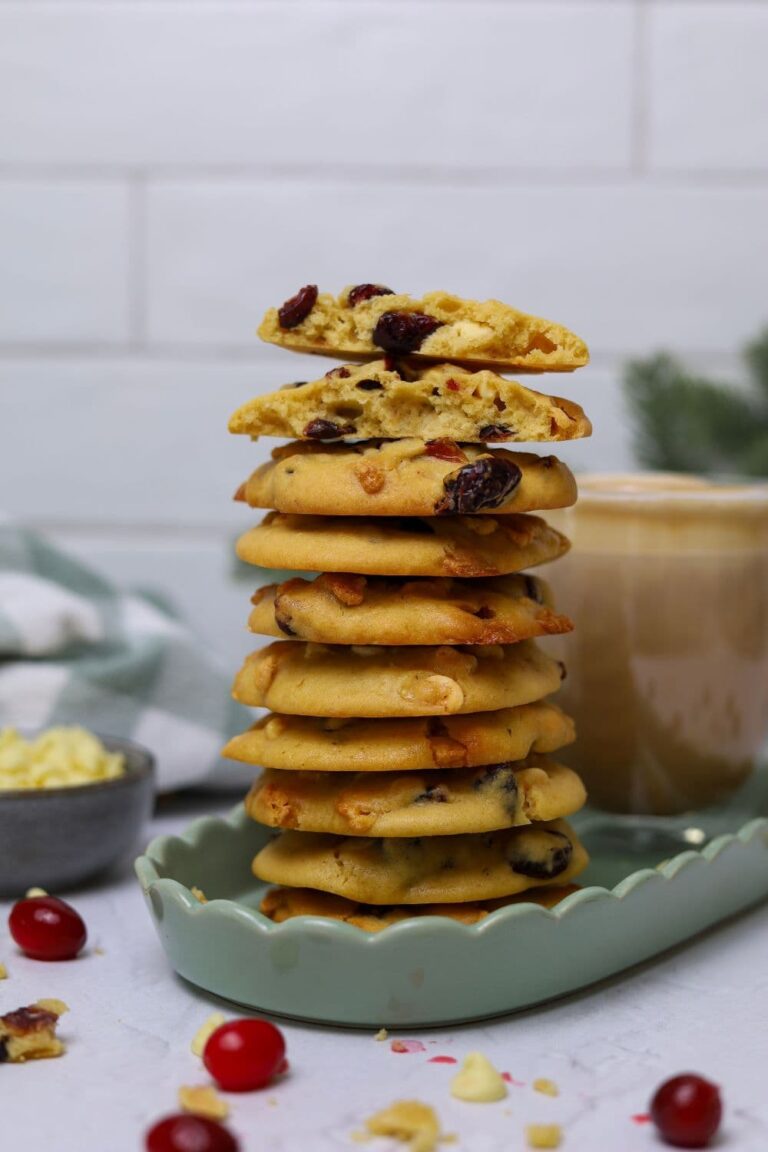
[
  {"left": 277, "top": 284, "right": 317, "bottom": 329},
  {"left": 434, "top": 457, "right": 522, "bottom": 515},
  {"left": 424, "top": 439, "right": 466, "bottom": 463},
  {"left": 9, "top": 896, "right": 87, "bottom": 961},
  {"left": 478, "top": 423, "right": 514, "bottom": 441},
  {"left": 650, "top": 1074, "right": 722, "bottom": 1148},
  {"left": 203, "top": 1019, "right": 286, "bottom": 1092},
  {"left": 302, "top": 418, "right": 355, "bottom": 440},
  {"left": 347, "top": 283, "right": 395, "bottom": 307},
  {"left": 372, "top": 311, "right": 442, "bottom": 354},
  {"left": 145, "top": 1114, "right": 239, "bottom": 1152}
]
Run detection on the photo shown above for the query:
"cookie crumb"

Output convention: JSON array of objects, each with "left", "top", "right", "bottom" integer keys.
[
  {"left": 191, "top": 886, "right": 208, "bottom": 904},
  {"left": 526, "top": 1123, "right": 562, "bottom": 1148},
  {"left": 0, "top": 962, "right": 7, "bottom": 980},
  {"left": 93, "top": 946, "right": 105, "bottom": 956},
  {"left": 375, "top": 1028, "right": 389, "bottom": 1041},
  {"left": 190, "top": 1012, "right": 226, "bottom": 1057},
  {"left": 533, "top": 1078, "right": 559, "bottom": 1097},
  {"left": 365, "top": 1100, "right": 441, "bottom": 1152},
  {"left": 178, "top": 1085, "right": 229, "bottom": 1121},
  {"left": 0, "top": 999, "right": 68, "bottom": 1063},
  {"left": 450, "top": 1052, "right": 508, "bottom": 1103},
  {"left": 25, "top": 887, "right": 48, "bottom": 898}
]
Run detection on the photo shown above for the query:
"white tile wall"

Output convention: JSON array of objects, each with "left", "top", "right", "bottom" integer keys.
[
  {"left": 648, "top": 1, "right": 768, "bottom": 171},
  {"left": 0, "top": 2, "right": 634, "bottom": 169},
  {"left": 1, "top": 0, "right": 766, "bottom": 640},
  {"left": 0, "top": 181, "right": 131, "bottom": 344}
]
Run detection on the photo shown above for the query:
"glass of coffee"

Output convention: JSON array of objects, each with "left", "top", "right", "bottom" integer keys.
[{"left": 545, "top": 474, "right": 768, "bottom": 835}]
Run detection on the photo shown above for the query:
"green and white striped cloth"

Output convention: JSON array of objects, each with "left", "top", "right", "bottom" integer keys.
[{"left": 0, "top": 526, "right": 248, "bottom": 791}]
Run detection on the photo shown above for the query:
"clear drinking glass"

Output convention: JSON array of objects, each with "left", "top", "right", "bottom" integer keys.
[{"left": 545, "top": 473, "right": 768, "bottom": 849}]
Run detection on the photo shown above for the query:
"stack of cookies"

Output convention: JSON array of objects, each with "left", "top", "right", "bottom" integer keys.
[{"left": 224, "top": 285, "right": 592, "bottom": 931}]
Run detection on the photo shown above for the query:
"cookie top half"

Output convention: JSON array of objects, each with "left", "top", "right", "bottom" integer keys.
[
  {"left": 223, "top": 700, "right": 575, "bottom": 773},
  {"left": 252, "top": 818, "right": 589, "bottom": 904},
  {"left": 257, "top": 286, "right": 589, "bottom": 372},
  {"left": 236, "top": 512, "right": 569, "bottom": 578},
  {"left": 246, "top": 755, "right": 586, "bottom": 839},
  {"left": 232, "top": 639, "right": 564, "bottom": 718},
  {"left": 230, "top": 360, "right": 591, "bottom": 445},
  {"left": 238, "top": 440, "right": 576, "bottom": 518},
  {"left": 249, "top": 572, "right": 573, "bottom": 647}
]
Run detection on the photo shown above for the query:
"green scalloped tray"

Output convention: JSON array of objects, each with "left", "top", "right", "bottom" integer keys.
[{"left": 135, "top": 807, "right": 768, "bottom": 1027}]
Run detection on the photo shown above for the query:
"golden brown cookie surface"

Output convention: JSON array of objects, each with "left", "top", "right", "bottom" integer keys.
[
  {"left": 236, "top": 512, "right": 570, "bottom": 578},
  {"left": 249, "top": 572, "right": 572, "bottom": 647},
  {"left": 246, "top": 756, "right": 586, "bottom": 837},
  {"left": 223, "top": 701, "right": 575, "bottom": 773},
  {"left": 257, "top": 287, "right": 589, "bottom": 372},
  {"left": 229, "top": 358, "right": 591, "bottom": 442},
  {"left": 232, "top": 640, "right": 564, "bottom": 718},
  {"left": 238, "top": 440, "right": 577, "bottom": 518},
  {"left": 253, "top": 818, "right": 588, "bottom": 903},
  {"left": 259, "top": 884, "right": 582, "bottom": 930}
]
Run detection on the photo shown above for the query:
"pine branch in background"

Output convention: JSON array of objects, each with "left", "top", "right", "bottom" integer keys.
[{"left": 623, "top": 328, "right": 768, "bottom": 477}]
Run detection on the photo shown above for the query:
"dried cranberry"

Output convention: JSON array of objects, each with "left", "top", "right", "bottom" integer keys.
[
  {"left": 478, "top": 423, "right": 514, "bottom": 441},
  {"left": 9, "top": 895, "right": 87, "bottom": 961},
  {"left": 446, "top": 379, "right": 461, "bottom": 392},
  {"left": 424, "top": 439, "right": 466, "bottom": 463},
  {"left": 347, "top": 284, "right": 395, "bottom": 307},
  {"left": 325, "top": 366, "right": 351, "bottom": 379},
  {"left": 203, "top": 1018, "right": 286, "bottom": 1092},
  {"left": 650, "top": 1074, "right": 722, "bottom": 1148},
  {"left": 355, "top": 379, "right": 384, "bottom": 391},
  {"left": 415, "top": 784, "right": 449, "bottom": 803},
  {"left": 277, "top": 285, "right": 317, "bottom": 329},
  {"left": 302, "top": 419, "right": 355, "bottom": 440},
  {"left": 372, "top": 311, "right": 442, "bottom": 354},
  {"left": 435, "top": 457, "right": 522, "bottom": 515},
  {"left": 508, "top": 829, "right": 572, "bottom": 878},
  {"left": 146, "top": 1114, "right": 239, "bottom": 1152}
]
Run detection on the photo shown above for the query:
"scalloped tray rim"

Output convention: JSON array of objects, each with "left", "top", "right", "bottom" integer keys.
[{"left": 135, "top": 805, "right": 768, "bottom": 943}]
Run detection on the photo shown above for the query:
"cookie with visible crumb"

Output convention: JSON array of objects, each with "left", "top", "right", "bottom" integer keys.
[
  {"left": 246, "top": 755, "right": 586, "bottom": 838},
  {"left": 232, "top": 640, "right": 564, "bottom": 718},
  {"left": 0, "top": 1000, "right": 68, "bottom": 1063},
  {"left": 253, "top": 818, "right": 588, "bottom": 903},
  {"left": 236, "top": 512, "right": 569, "bottom": 578},
  {"left": 249, "top": 572, "right": 573, "bottom": 647},
  {"left": 223, "top": 701, "right": 575, "bottom": 773},
  {"left": 237, "top": 440, "right": 577, "bottom": 518},
  {"left": 229, "top": 358, "right": 591, "bottom": 443},
  {"left": 259, "top": 883, "right": 581, "bottom": 930},
  {"left": 257, "top": 286, "right": 589, "bottom": 372}
]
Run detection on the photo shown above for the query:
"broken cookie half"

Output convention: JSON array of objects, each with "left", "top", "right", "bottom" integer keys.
[{"left": 0, "top": 999, "right": 68, "bottom": 1063}]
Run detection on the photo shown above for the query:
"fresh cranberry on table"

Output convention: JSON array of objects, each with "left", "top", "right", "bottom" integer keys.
[
  {"left": 203, "top": 1018, "right": 286, "bottom": 1092},
  {"left": 650, "top": 1073, "right": 722, "bottom": 1148},
  {"left": 9, "top": 895, "right": 87, "bottom": 961},
  {"left": 145, "top": 1114, "right": 239, "bottom": 1152}
]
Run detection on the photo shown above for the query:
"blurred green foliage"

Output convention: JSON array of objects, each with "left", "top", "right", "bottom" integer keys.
[{"left": 623, "top": 329, "right": 768, "bottom": 476}]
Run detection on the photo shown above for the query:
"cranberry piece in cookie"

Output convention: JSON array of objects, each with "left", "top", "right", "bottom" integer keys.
[
  {"left": 434, "top": 457, "right": 522, "bottom": 515},
  {"left": 478, "top": 423, "right": 514, "bottom": 442},
  {"left": 347, "top": 283, "right": 395, "bottom": 307},
  {"left": 277, "top": 284, "right": 318, "bottom": 329},
  {"left": 507, "top": 829, "right": 572, "bottom": 879},
  {"left": 302, "top": 418, "right": 355, "bottom": 440},
  {"left": 372, "top": 311, "right": 443, "bottom": 355},
  {"left": 424, "top": 439, "right": 466, "bottom": 463}
]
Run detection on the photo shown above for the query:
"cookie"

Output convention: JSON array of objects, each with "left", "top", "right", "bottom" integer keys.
[
  {"left": 229, "top": 358, "right": 591, "bottom": 444},
  {"left": 236, "top": 512, "right": 570, "bottom": 578},
  {"left": 232, "top": 640, "right": 565, "bottom": 717},
  {"left": 223, "top": 701, "right": 575, "bottom": 772},
  {"left": 0, "top": 1001, "right": 68, "bottom": 1063},
  {"left": 237, "top": 440, "right": 577, "bottom": 518},
  {"left": 252, "top": 818, "right": 588, "bottom": 903},
  {"left": 259, "top": 884, "right": 582, "bottom": 931},
  {"left": 249, "top": 573, "right": 573, "bottom": 647},
  {"left": 257, "top": 286, "right": 589, "bottom": 372},
  {"left": 246, "top": 755, "right": 586, "bottom": 837}
]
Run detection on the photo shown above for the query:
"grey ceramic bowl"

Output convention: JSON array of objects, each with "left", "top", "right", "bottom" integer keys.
[{"left": 0, "top": 734, "right": 155, "bottom": 895}]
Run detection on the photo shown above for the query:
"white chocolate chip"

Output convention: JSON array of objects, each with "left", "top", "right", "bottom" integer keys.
[{"left": 450, "top": 1052, "right": 508, "bottom": 1103}]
